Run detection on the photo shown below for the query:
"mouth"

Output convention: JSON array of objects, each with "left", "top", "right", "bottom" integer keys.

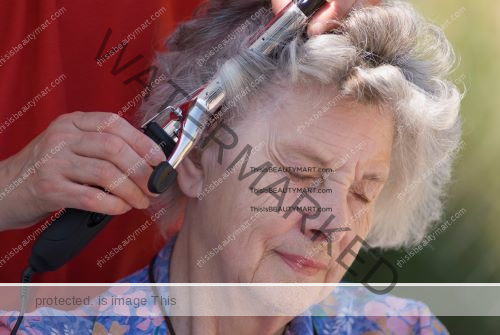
[{"left": 276, "top": 251, "right": 328, "bottom": 277}]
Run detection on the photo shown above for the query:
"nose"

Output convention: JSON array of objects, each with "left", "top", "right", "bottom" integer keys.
[{"left": 285, "top": 189, "right": 351, "bottom": 244}]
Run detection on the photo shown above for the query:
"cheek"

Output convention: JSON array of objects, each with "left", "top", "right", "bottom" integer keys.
[
  {"left": 326, "top": 232, "right": 365, "bottom": 280},
  {"left": 200, "top": 176, "right": 282, "bottom": 275},
  {"left": 347, "top": 199, "right": 374, "bottom": 238},
  {"left": 324, "top": 208, "right": 374, "bottom": 278},
  {"left": 354, "top": 209, "right": 373, "bottom": 239}
]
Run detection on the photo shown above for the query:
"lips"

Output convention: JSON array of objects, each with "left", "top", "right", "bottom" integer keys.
[{"left": 276, "top": 251, "right": 328, "bottom": 277}]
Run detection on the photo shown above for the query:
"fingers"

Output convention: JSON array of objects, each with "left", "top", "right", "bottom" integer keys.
[
  {"left": 271, "top": 0, "right": 289, "bottom": 14},
  {"left": 71, "top": 112, "right": 166, "bottom": 167},
  {"left": 308, "top": 0, "right": 355, "bottom": 36},
  {"left": 70, "top": 132, "right": 156, "bottom": 197},
  {"left": 271, "top": 0, "right": 380, "bottom": 36},
  {"left": 5, "top": 111, "right": 165, "bottom": 228},
  {"left": 64, "top": 154, "right": 150, "bottom": 210},
  {"left": 33, "top": 177, "right": 132, "bottom": 216},
  {"left": 50, "top": 112, "right": 165, "bottom": 211},
  {"left": 62, "top": 182, "right": 133, "bottom": 216}
]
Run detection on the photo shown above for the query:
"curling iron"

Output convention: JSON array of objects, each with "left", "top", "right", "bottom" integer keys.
[{"left": 26, "top": 0, "right": 328, "bottom": 274}]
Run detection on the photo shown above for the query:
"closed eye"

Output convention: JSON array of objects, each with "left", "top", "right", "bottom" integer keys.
[
  {"left": 287, "top": 171, "right": 315, "bottom": 183},
  {"left": 350, "top": 180, "right": 383, "bottom": 203},
  {"left": 350, "top": 190, "right": 370, "bottom": 203}
]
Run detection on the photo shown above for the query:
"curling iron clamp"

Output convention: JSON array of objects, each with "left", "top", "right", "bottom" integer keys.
[
  {"left": 27, "top": 0, "right": 327, "bottom": 274},
  {"left": 145, "top": 0, "right": 328, "bottom": 193}
]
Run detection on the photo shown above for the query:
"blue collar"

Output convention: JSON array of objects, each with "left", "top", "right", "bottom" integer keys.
[{"left": 150, "top": 235, "right": 177, "bottom": 284}]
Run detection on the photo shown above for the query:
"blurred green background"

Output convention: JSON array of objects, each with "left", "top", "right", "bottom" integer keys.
[{"left": 345, "top": 0, "right": 500, "bottom": 333}]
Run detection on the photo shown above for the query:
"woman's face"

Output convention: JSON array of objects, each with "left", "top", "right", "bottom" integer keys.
[{"left": 185, "top": 86, "right": 394, "bottom": 284}]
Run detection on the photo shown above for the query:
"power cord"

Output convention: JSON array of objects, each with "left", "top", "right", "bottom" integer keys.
[{"left": 10, "top": 267, "right": 33, "bottom": 335}]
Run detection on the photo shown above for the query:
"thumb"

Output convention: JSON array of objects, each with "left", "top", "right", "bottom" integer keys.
[{"left": 271, "top": 0, "right": 290, "bottom": 14}]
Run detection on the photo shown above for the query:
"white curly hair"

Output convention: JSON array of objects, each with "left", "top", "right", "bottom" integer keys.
[{"left": 139, "top": 0, "right": 462, "bottom": 249}]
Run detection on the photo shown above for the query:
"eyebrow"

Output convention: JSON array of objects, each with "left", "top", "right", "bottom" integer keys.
[
  {"left": 279, "top": 143, "right": 389, "bottom": 182},
  {"left": 280, "top": 144, "right": 334, "bottom": 168},
  {"left": 361, "top": 169, "right": 389, "bottom": 183},
  {"left": 361, "top": 175, "right": 385, "bottom": 184}
]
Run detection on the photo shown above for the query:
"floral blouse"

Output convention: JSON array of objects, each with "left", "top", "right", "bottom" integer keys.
[{"left": 0, "top": 238, "right": 448, "bottom": 335}]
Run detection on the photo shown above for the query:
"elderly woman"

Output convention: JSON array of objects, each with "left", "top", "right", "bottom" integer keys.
[{"left": 1, "top": 0, "right": 461, "bottom": 334}]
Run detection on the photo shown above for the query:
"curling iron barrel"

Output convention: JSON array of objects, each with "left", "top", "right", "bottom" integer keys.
[{"left": 147, "top": 0, "right": 326, "bottom": 194}]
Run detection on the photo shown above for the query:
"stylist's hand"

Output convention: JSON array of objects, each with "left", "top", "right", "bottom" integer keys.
[
  {"left": 0, "top": 111, "right": 166, "bottom": 231},
  {"left": 272, "top": 0, "right": 383, "bottom": 36}
]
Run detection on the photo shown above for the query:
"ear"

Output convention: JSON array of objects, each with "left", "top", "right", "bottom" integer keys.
[{"left": 176, "top": 153, "right": 204, "bottom": 198}]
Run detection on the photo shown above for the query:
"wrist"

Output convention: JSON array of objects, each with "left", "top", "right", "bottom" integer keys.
[{"left": 0, "top": 153, "right": 43, "bottom": 231}]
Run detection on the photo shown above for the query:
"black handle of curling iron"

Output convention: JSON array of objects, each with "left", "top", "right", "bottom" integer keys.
[
  {"left": 28, "top": 122, "right": 175, "bottom": 273},
  {"left": 29, "top": 209, "right": 113, "bottom": 272}
]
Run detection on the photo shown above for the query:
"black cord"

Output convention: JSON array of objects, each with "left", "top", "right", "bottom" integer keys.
[
  {"left": 148, "top": 256, "right": 176, "bottom": 335},
  {"left": 10, "top": 267, "right": 33, "bottom": 335}
]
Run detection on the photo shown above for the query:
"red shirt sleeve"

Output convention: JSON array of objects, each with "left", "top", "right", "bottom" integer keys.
[{"left": 0, "top": 0, "right": 200, "bottom": 283}]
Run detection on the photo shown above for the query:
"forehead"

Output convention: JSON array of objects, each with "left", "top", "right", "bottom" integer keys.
[{"left": 264, "top": 86, "right": 395, "bottom": 171}]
